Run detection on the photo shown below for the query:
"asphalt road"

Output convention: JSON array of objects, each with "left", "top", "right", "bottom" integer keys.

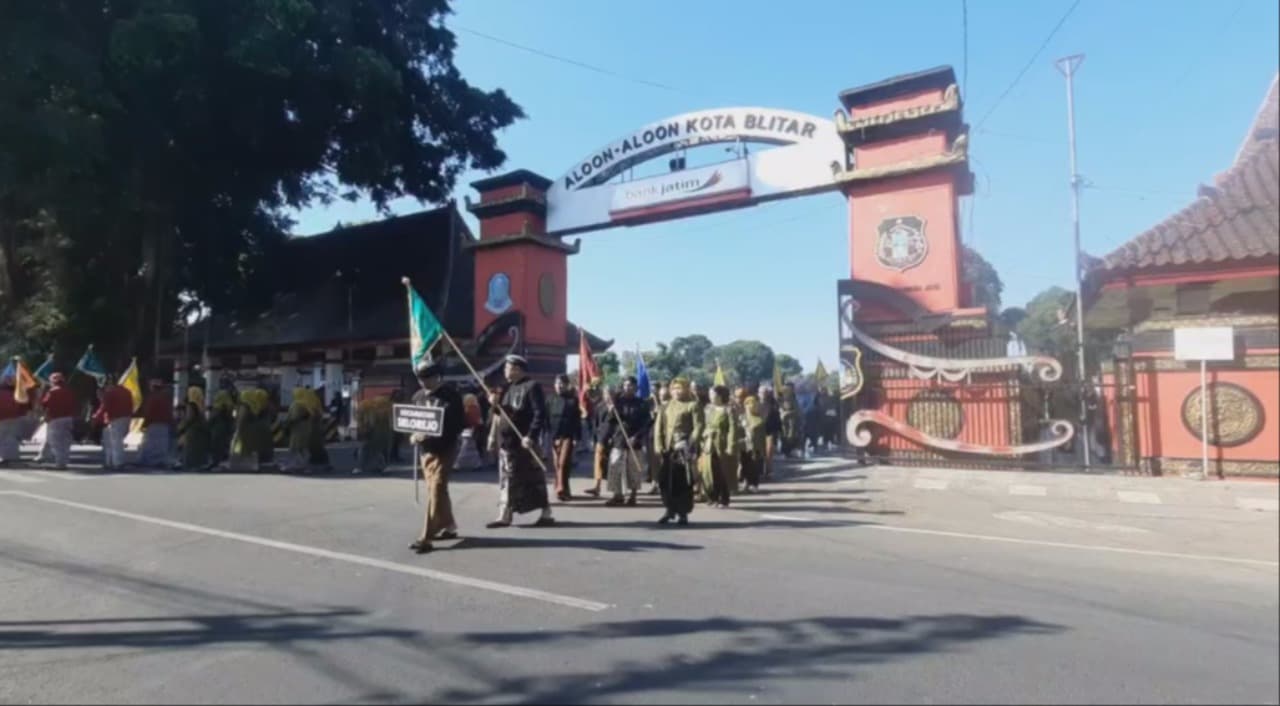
[{"left": 1, "top": 456, "right": 1276, "bottom": 704}]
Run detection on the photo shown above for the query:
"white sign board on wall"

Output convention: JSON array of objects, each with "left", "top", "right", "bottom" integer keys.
[
  {"left": 546, "top": 107, "right": 847, "bottom": 235},
  {"left": 608, "top": 160, "right": 751, "bottom": 221},
  {"left": 1173, "top": 327, "right": 1235, "bottom": 361}
]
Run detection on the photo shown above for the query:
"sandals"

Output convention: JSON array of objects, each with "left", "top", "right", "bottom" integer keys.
[
  {"left": 485, "top": 520, "right": 512, "bottom": 529},
  {"left": 436, "top": 529, "right": 459, "bottom": 540},
  {"left": 532, "top": 516, "right": 556, "bottom": 527},
  {"left": 408, "top": 539, "right": 433, "bottom": 554},
  {"left": 582, "top": 487, "right": 601, "bottom": 497}
]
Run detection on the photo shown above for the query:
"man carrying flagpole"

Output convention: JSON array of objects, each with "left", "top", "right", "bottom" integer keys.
[
  {"left": 402, "top": 278, "right": 553, "bottom": 539},
  {"left": 0, "top": 359, "right": 36, "bottom": 466},
  {"left": 37, "top": 372, "right": 76, "bottom": 470},
  {"left": 93, "top": 363, "right": 139, "bottom": 471}
]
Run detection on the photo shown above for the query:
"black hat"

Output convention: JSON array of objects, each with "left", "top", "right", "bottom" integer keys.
[
  {"left": 415, "top": 361, "right": 443, "bottom": 379},
  {"left": 503, "top": 354, "right": 528, "bottom": 369}
]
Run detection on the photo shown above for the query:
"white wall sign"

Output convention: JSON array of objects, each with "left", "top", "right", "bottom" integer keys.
[
  {"left": 1174, "top": 327, "right": 1235, "bottom": 361},
  {"left": 609, "top": 160, "right": 750, "bottom": 221},
  {"left": 546, "top": 107, "right": 846, "bottom": 235}
]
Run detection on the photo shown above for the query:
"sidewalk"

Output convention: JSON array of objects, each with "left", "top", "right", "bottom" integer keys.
[{"left": 774, "top": 455, "right": 1280, "bottom": 513}]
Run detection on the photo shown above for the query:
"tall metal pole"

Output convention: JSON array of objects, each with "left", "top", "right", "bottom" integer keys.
[{"left": 1056, "top": 53, "right": 1091, "bottom": 471}]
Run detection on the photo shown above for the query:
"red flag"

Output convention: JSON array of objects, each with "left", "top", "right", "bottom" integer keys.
[{"left": 577, "top": 327, "right": 600, "bottom": 414}]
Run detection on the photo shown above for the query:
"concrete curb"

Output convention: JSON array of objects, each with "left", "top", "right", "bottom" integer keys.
[{"left": 776, "top": 459, "right": 1280, "bottom": 513}]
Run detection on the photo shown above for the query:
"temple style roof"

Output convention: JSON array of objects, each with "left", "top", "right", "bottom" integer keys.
[
  {"left": 1088, "top": 74, "right": 1279, "bottom": 278},
  {"left": 174, "top": 205, "right": 476, "bottom": 353}
]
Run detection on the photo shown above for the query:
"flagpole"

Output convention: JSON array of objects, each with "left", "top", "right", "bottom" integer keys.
[{"left": 402, "top": 278, "right": 549, "bottom": 475}]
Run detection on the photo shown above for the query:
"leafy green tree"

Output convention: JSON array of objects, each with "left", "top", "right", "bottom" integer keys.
[
  {"left": 961, "top": 245, "right": 1003, "bottom": 312},
  {"left": 0, "top": 0, "right": 522, "bottom": 369},
  {"left": 712, "top": 340, "right": 775, "bottom": 388},
  {"left": 775, "top": 354, "right": 803, "bottom": 381}
]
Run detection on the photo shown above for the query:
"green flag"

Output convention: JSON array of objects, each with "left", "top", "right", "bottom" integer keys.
[{"left": 402, "top": 277, "right": 444, "bottom": 369}]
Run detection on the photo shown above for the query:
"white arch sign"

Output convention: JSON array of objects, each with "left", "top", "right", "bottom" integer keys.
[{"left": 546, "top": 107, "right": 846, "bottom": 235}]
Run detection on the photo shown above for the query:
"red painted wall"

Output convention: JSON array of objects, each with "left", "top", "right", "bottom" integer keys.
[
  {"left": 846, "top": 170, "right": 963, "bottom": 313},
  {"left": 1104, "top": 362, "right": 1280, "bottom": 466},
  {"left": 473, "top": 245, "right": 567, "bottom": 348}
]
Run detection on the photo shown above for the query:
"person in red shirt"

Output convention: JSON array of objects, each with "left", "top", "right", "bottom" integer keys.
[
  {"left": 137, "top": 379, "right": 174, "bottom": 469},
  {"left": 92, "top": 380, "right": 135, "bottom": 470},
  {"left": 37, "top": 372, "right": 77, "bottom": 470},
  {"left": 0, "top": 375, "right": 31, "bottom": 466}
]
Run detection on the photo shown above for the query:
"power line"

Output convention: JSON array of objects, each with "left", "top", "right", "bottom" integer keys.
[
  {"left": 450, "top": 24, "right": 685, "bottom": 94},
  {"left": 974, "top": 0, "right": 1082, "bottom": 130}
]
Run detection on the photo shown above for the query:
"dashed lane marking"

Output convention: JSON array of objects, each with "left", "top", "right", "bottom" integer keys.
[
  {"left": 0, "top": 490, "right": 610, "bottom": 612},
  {"left": 0, "top": 470, "right": 44, "bottom": 484},
  {"left": 1116, "top": 490, "right": 1162, "bottom": 505}
]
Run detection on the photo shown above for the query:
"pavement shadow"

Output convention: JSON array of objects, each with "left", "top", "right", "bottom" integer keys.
[
  {"left": 423, "top": 613, "right": 1065, "bottom": 703},
  {"left": 452, "top": 534, "right": 702, "bottom": 553},
  {"left": 0, "top": 609, "right": 414, "bottom": 651}
]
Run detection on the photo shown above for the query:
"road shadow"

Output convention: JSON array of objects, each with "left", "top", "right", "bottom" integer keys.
[
  {"left": 451, "top": 535, "right": 702, "bottom": 553},
  {"left": 419, "top": 613, "right": 1065, "bottom": 703},
  {"left": 0, "top": 609, "right": 414, "bottom": 651}
]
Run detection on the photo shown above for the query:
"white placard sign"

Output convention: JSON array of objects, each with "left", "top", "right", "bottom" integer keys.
[
  {"left": 546, "top": 107, "right": 846, "bottom": 235},
  {"left": 392, "top": 404, "right": 443, "bottom": 437},
  {"left": 1173, "top": 327, "right": 1234, "bottom": 361}
]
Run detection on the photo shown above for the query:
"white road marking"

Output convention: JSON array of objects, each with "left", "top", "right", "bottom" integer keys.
[
  {"left": 994, "top": 510, "right": 1151, "bottom": 534},
  {"left": 0, "top": 470, "right": 44, "bottom": 484},
  {"left": 866, "top": 523, "right": 1279, "bottom": 568},
  {"left": 0, "top": 490, "right": 609, "bottom": 612},
  {"left": 21, "top": 470, "right": 97, "bottom": 481},
  {"left": 1009, "top": 484, "right": 1048, "bottom": 497},
  {"left": 913, "top": 478, "right": 950, "bottom": 491},
  {"left": 1237, "top": 497, "right": 1280, "bottom": 512},
  {"left": 1116, "top": 490, "right": 1162, "bottom": 505},
  {"left": 758, "top": 513, "right": 816, "bottom": 523}
]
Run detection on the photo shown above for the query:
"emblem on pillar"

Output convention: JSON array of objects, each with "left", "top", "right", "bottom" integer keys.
[
  {"left": 484, "top": 272, "right": 513, "bottom": 315},
  {"left": 875, "top": 216, "right": 928, "bottom": 272}
]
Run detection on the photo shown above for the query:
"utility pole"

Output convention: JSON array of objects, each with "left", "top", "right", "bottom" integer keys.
[{"left": 1056, "top": 53, "right": 1091, "bottom": 471}]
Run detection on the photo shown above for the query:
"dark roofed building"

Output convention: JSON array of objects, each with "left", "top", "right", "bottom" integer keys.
[
  {"left": 163, "top": 202, "right": 610, "bottom": 415},
  {"left": 1084, "top": 74, "right": 1279, "bottom": 478}
]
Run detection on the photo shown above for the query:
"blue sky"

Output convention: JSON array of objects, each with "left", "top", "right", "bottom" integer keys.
[{"left": 293, "top": 0, "right": 1279, "bottom": 371}]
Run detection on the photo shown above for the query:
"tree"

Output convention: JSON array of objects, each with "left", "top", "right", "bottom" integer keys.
[
  {"left": 775, "top": 354, "right": 802, "bottom": 380},
  {"left": 712, "top": 340, "right": 775, "bottom": 388},
  {"left": 0, "top": 0, "right": 523, "bottom": 369},
  {"left": 961, "top": 245, "right": 1004, "bottom": 312},
  {"left": 667, "top": 335, "right": 714, "bottom": 374}
]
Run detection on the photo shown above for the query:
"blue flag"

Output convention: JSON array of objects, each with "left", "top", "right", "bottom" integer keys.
[
  {"left": 635, "top": 347, "right": 651, "bottom": 399},
  {"left": 33, "top": 355, "right": 55, "bottom": 384},
  {"left": 75, "top": 345, "right": 106, "bottom": 382}
]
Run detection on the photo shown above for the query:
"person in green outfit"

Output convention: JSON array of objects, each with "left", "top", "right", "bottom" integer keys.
[
  {"left": 207, "top": 388, "right": 234, "bottom": 470},
  {"left": 176, "top": 386, "right": 210, "bottom": 470},
  {"left": 740, "top": 395, "right": 767, "bottom": 492},
  {"left": 355, "top": 396, "right": 393, "bottom": 474},
  {"left": 701, "top": 385, "right": 739, "bottom": 508},
  {"left": 655, "top": 377, "right": 702, "bottom": 525},
  {"left": 230, "top": 387, "right": 266, "bottom": 472}
]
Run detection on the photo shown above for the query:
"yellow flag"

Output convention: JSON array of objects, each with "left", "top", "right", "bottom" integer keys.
[
  {"left": 814, "top": 359, "right": 829, "bottom": 387},
  {"left": 119, "top": 357, "right": 142, "bottom": 413},
  {"left": 713, "top": 360, "right": 727, "bottom": 387}
]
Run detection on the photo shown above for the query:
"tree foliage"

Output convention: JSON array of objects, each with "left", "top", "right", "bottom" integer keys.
[
  {"left": 0, "top": 0, "right": 522, "bottom": 370},
  {"left": 961, "top": 245, "right": 1003, "bottom": 312},
  {"left": 579, "top": 334, "right": 807, "bottom": 391}
]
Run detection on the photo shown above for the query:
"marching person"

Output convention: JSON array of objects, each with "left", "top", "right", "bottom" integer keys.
[
  {"left": 645, "top": 382, "right": 668, "bottom": 496},
  {"left": 582, "top": 382, "right": 612, "bottom": 498},
  {"left": 655, "top": 377, "right": 702, "bottom": 525},
  {"left": 702, "top": 385, "right": 739, "bottom": 508},
  {"left": 176, "top": 386, "right": 210, "bottom": 470},
  {"left": 91, "top": 375, "right": 135, "bottom": 470},
  {"left": 0, "top": 374, "right": 29, "bottom": 466},
  {"left": 603, "top": 376, "right": 650, "bottom": 507},
  {"left": 758, "top": 385, "right": 782, "bottom": 480},
  {"left": 546, "top": 374, "right": 581, "bottom": 501},
  {"left": 37, "top": 373, "right": 77, "bottom": 470},
  {"left": 137, "top": 379, "right": 174, "bottom": 469},
  {"left": 408, "top": 361, "right": 466, "bottom": 554},
  {"left": 486, "top": 355, "right": 554, "bottom": 528},
  {"left": 207, "top": 388, "right": 235, "bottom": 470},
  {"left": 740, "top": 395, "right": 767, "bottom": 492}
]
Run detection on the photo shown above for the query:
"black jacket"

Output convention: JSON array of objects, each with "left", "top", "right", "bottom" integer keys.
[
  {"left": 603, "top": 394, "right": 652, "bottom": 448},
  {"left": 412, "top": 384, "right": 465, "bottom": 455},
  {"left": 547, "top": 392, "right": 582, "bottom": 440},
  {"left": 496, "top": 377, "right": 547, "bottom": 451}
]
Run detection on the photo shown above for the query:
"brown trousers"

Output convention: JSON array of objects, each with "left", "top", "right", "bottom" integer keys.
[
  {"left": 553, "top": 437, "right": 575, "bottom": 496},
  {"left": 419, "top": 447, "right": 458, "bottom": 542},
  {"left": 593, "top": 442, "right": 608, "bottom": 483}
]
